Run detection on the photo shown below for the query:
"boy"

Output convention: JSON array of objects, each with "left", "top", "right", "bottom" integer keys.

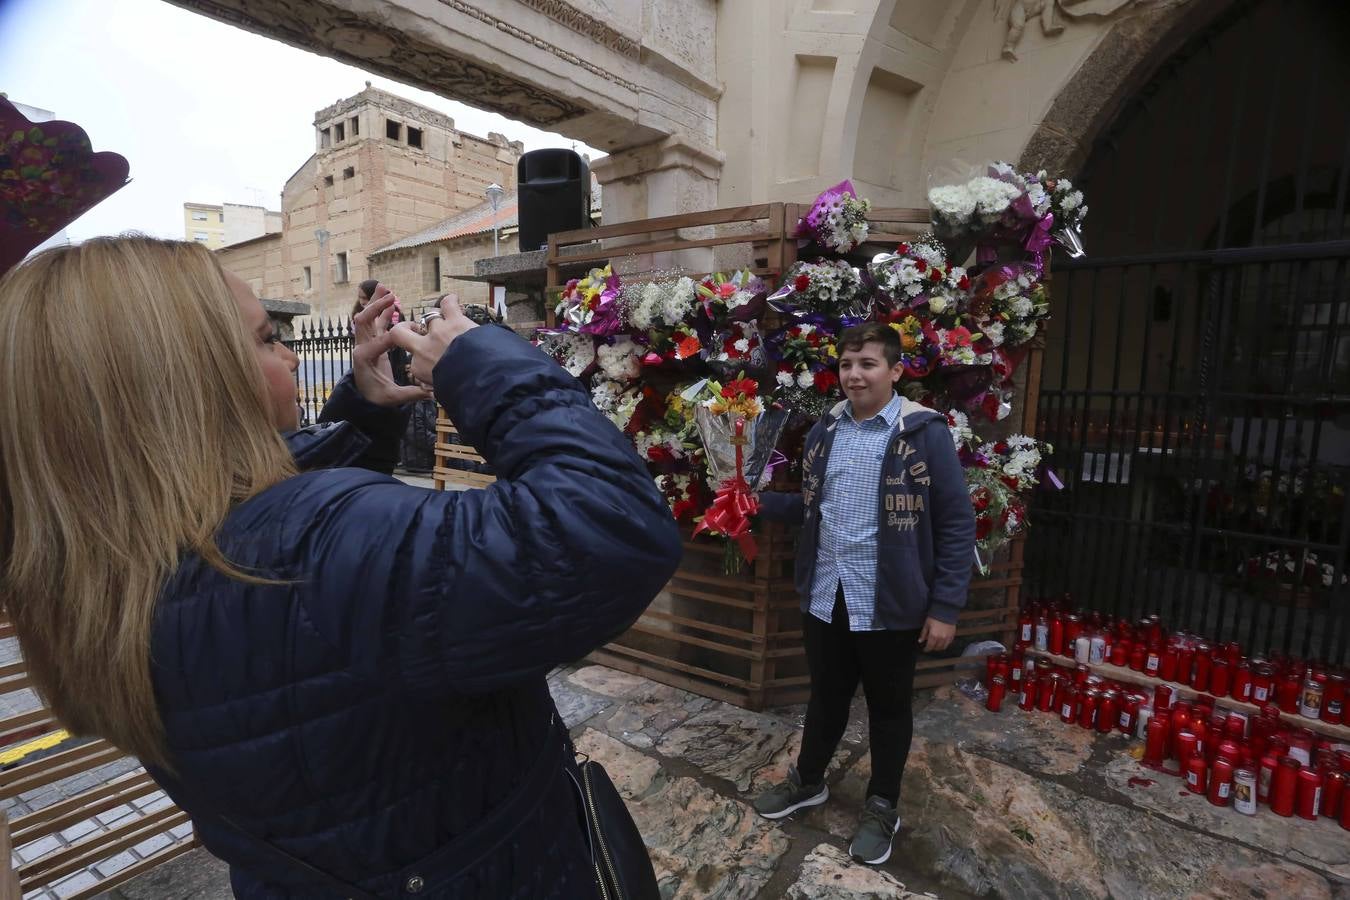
[{"left": 754, "top": 322, "right": 975, "bottom": 865}]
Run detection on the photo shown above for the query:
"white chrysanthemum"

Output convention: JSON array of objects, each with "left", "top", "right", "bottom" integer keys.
[
  {"left": 663, "top": 277, "right": 696, "bottom": 324},
  {"left": 1061, "top": 190, "right": 1084, "bottom": 211},
  {"left": 1027, "top": 183, "right": 1050, "bottom": 217},
  {"left": 597, "top": 337, "right": 641, "bottom": 382},
  {"left": 984, "top": 321, "right": 1005, "bottom": 347},
  {"left": 776, "top": 370, "right": 795, "bottom": 388},
  {"left": 1009, "top": 296, "right": 1033, "bottom": 317},
  {"left": 734, "top": 338, "right": 749, "bottom": 353},
  {"left": 797, "top": 370, "right": 814, "bottom": 389},
  {"left": 591, "top": 379, "right": 624, "bottom": 412},
  {"left": 929, "top": 184, "right": 976, "bottom": 223}
]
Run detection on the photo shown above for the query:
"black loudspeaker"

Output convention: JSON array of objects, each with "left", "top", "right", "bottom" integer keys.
[{"left": 516, "top": 149, "right": 590, "bottom": 253}]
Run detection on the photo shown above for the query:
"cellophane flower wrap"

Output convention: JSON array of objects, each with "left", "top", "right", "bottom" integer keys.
[{"left": 798, "top": 179, "right": 871, "bottom": 253}]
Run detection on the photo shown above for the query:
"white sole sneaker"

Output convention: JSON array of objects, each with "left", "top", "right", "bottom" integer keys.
[
  {"left": 756, "top": 784, "right": 829, "bottom": 820},
  {"left": 849, "top": 838, "right": 892, "bottom": 866}
]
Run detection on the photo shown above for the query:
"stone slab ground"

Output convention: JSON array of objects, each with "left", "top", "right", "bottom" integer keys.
[{"left": 102, "top": 664, "right": 1350, "bottom": 899}]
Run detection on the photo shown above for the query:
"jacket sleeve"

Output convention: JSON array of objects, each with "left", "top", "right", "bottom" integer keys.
[
  {"left": 758, "top": 490, "right": 804, "bottom": 525},
  {"left": 924, "top": 419, "right": 976, "bottom": 625},
  {"left": 316, "top": 374, "right": 410, "bottom": 475},
  {"left": 300, "top": 326, "right": 683, "bottom": 695}
]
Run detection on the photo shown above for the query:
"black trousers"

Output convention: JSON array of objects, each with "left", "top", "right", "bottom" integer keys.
[{"left": 796, "top": 591, "right": 921, "bottom": 805}]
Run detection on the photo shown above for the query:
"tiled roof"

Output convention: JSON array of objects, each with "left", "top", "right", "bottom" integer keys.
[{"left": 371, "top": 182, "right": 600, "bottom": 255}]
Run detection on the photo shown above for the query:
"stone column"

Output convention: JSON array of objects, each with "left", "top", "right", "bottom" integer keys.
[
  {"left": 590, "top": 135, "right": 724, "bottom": 276},
  {"left": 262, "top": 299, "right": 312, "bottom": 341}
]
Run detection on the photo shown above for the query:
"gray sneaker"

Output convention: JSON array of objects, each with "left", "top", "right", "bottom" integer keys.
[
  {"left": 752, "top": 766, "right": 828, "bottom": 819},
  {"left": 849, "top": 795, "right": 898, "bottom": 864}
]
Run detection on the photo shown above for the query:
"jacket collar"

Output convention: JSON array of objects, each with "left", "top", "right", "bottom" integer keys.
[
  {"left": 825, "top": 394, "right": 941, "bottom": 435},
  {"left": 282, "top": 421, "right": 372, "bottom": 471}
]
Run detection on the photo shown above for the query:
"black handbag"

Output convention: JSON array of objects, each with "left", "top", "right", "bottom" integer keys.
[{"left": 569, "top": 755, "right": 661, "bottom": 900}]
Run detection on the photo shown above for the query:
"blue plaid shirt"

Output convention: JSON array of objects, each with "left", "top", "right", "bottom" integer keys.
[{"left": 808, "top": 393, "right": 903, "bottom": 631}]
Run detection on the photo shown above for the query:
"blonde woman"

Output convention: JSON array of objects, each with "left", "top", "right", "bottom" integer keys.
[{"left": 0, "top": 237, "right": 678, "bottom": 899}]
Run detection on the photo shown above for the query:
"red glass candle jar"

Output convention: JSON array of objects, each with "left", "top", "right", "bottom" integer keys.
[
  {"left": 1224, "top": 711, "right": 1247, "bottom": 741},
  {"left": 1205, "top": 725, "right": 1224, "bottom": 765},
  {"left": 1271, "top": 757, "right": 1301, "bottom": 816},
  {"left": 1257, "top": 752, "right": 1280, "bottom": 804},
  {"left": 1010, "top": 649, "right": 1025, "bottom": 688},
  {"left": 1153, "top": 684, "right": 1174, "bottom": 714},
  {"left": 1324, "top": 769, "right": 1346, "bottom": 821},
  {"left": 1177, "top": 645, "right": 1195, "bottom": 687},
  {"left": 1145, "top": 644, "right": 1162, "bottom": 678},
  {"left": 1277, "top": 671, "right": 1302, "bottom": 713},
  {"left": 1192, "top": 643, "right": 1213, "bottom": 693},
  {"left": 1296, "top": 767, "right": 1324, "bottom": 820},
  {"left": 1129, "top": 643, "right": 1146, "bottom": 672},
  {"left": 1217, "top": 739, "right": 1241, "bottom": 765},
  {"left": 1079, "top": 689, "right": 1100, "bottom": 729},
  {"left": 1176, "top": 730, "right": 1199, "bottom": 765},
  {"left": 1209, "top": 658, "right": 1231, "bottom": 698},
  {"left": 987, "top": 674, "right": 1007, "bottom": 712},
  {"left": 1169, "top": 703, "right": 1192, "bottom": 758},
  {"left": 1184, "top": 754, "right": 1208, "bottom": 794},
  {"left": 1208, "top": 757, "right": 1234, "bottom": 807},
  {"left": 1018, "top": 678, "right": 1036, "bottom": 711},
  {"left": 1143, "top": 715, "right": 1168, "bottom": 767},
  {"left": 1018, "top": 608, "right": 1033, "bottom": 648},
  {"left": 1288, "top": 729, "right": 1315, "bottom": 768},
  {"left": 1224, "top": 641, "right": 1242, "bottom": 667},
  {"left": 1160, "top": 644, "right": 1179, "bottom": 682},
  {"left": 1232, "top": 659, "right": 1252, "bottom": 703},
  {"left": 1324, "top": 673, "right": 1346, "bottom": 725},
  {"left": 1059, "top": 683, "right": 1079, "bottom": 724},
  {"left": 1251, "top": 663, "right": 1274, "bottom": 704},
  {"left": 1097, "top": 690, "right": 1119, "bottom": 734},
  {"left": 1037, "top": 674, "right": 1058, "bottom": 713},
  {"left": 1120, "top": 693, "right": 1142, "bottom": 734},
  {"left": 1111, "top": 639, "right": 1130, "bottom": 668},
  {"left": 1050, "top": 612, "right": 1065, "bottom": 657},
  {"left": 1065, "top": 613, "right": 1082, "bottom": 650}
]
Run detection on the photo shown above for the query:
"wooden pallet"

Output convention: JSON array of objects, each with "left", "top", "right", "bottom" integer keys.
[
  {"left": 434, "top": 202, "right": 1043, "bottom": 708},
  {"left": 0, "top": 621, "right": 198, "bottom": 898}
]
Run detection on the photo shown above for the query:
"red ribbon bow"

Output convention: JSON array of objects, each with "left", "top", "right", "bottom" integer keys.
[{"left": 693, "top": 478, "right": 760, "bottom": 564}]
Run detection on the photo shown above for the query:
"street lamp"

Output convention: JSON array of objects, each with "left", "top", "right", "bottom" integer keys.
[
  {"left": 314, "top": 228, "right": 331, "bottom": 315},
  {"left": 485, "top": 182, "right": 504, "bottom": 257}
]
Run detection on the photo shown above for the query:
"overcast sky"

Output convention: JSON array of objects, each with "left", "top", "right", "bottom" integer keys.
[{"left": 0, "top": 0, "right": 600, "bottom": 242}]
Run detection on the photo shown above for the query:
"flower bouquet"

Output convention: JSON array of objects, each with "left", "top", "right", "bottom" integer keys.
[
  {"left": 640, "top": 322, "right": 704, "bottom": 371},
  {"left": 767, "top": 322, "right": 841, "bottom": 421},
  {"left": 868, "top": 235, "right": 970, "bottom": 315},
  {"left": 704, "top": 320, "right": 768, "bottom": 380},
  {"left": 621, "top": 274, "right": 699, "bottom": 330},
  {"left": 696, "top": 269, "right": 767, "bottom": 327},
  {"left": 690, "top": 376, "right": 789, "bottom": 572},
  {"left": 953, "top": 423, "right": 1054, "bottom": 571},
  {"left": 1039, "top": 170, "right": 1088, "bottom": 258},
  {"left": 767, "top": 258, "right": 869, "bottom": 320},
  {"left": 535, "top": 330, "right": 597, "bottom": 378},
  {"left": 797, "top": 179, "right": 872, "bottom": 253},
  {"left": 556, "top": 264, "right": 624, "bottom": 335}
]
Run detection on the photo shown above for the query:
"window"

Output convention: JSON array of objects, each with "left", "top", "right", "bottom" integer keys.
[
  {"left": 335, "top": 252, "right": 349, "bottom": 284},
  {"left": 324, "top": 175, "right": 334, "bottom": 187},
  {"left": 386, "top": 119, "right": 401, "bottom": 141},
  {"left": 334, "top": 122, "right": 345, "bottom": 142},
  {"left": 343, "top": 166, "right": 355, "bottom": 180},
  {"left": 191, "top": 211, "right": 208, "bottom": 221},
  {"left": 350, "top": 115, "right": 359, "bottom": 136},
  {"left": 320, "top": 127, "right": 331, "bottom": 149},
  {"left": 218, "top": 212, "right": 224, "bottom": 223},
  {"left": 303, "top": 266, "right": 312, "bottom": 290},
  {"left": 193, "top": 232, "right": 208, "bottom": 241},
  {"left": 406, "top": 127, "right": 423, "bottom": 149},
  {"left": 426, "top": 253, "right": 441, "bottom": 292}
]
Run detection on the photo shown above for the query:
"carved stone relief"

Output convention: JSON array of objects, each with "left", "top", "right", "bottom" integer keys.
[{"left": 1002, "top": 0, "right": 1155, "bottom": 61}]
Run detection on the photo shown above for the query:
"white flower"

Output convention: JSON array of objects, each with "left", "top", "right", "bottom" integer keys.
[
  {"left": 663, "top": 277, "right": 696, "bottom": 324},
  {"left": 597, "top": 337, "right": 641, "bottom": 383},
  {"left": 797, "top": 370, "right": 814, "bottom": 389},
  {"left": 928, "top": 295, "right": 950, "bottom": 314},
  {"left": 734, "top": 338, "right": 750, "bottom": 353},
  {"left": 776, "top": 370, "right": 795, "bottom": 388},
  {"left": 984, "top": 321, "right": 1005, "bottom": 347},
  {"left": 1009, "top": 296, "right": 1033, "bottom": 317},
  {"left": 928, "top": 184, "right": 976, "bottom": 223},
  {"left": 1061, "top": 190, "right": 1083, "bottom": 211}
]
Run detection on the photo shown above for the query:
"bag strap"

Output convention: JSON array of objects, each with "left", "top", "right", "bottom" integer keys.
[{"left": 173, "top": 712, "right": 566, "bottom": 898}]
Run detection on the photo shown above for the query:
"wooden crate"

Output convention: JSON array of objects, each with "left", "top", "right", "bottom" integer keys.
[
  {"left": 0, "top": 620, "right": 199, "bottom": 898},
  {"left": 434, "top": 203, "right": 1044, "bottom": 708}
]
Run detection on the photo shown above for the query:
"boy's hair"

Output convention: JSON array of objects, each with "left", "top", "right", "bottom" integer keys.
[{"left": 838, "top": 322, "right": 902, "bottom": 367}]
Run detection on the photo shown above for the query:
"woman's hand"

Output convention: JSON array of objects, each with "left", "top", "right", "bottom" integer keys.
[
  {"left": 352, "top": 286, "right": 433, "bottom": 407},
  {"left": 389, "top": 293, "right": 477, "bottom": 387}
]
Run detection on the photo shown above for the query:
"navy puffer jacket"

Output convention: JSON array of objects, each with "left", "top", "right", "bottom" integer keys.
[{"left": 145, "top": 326, "right": 682, "bottom": 898}]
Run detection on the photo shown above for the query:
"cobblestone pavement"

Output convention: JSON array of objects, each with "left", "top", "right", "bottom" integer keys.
[{"left": 40, "top": 662, "right": 1350, "bottom": 899}]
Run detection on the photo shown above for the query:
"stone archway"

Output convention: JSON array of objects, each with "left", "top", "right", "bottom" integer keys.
[{"left": 1016, "top": 0, "right": 1236, "bottom": 176}]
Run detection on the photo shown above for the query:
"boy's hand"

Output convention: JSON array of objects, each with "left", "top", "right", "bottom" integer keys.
[{"left": 919, "top": 617, "right": 956, "bottom": 653}]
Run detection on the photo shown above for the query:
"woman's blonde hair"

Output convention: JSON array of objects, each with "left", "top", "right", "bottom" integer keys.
[{"left": 0, "top": 236, "right": 297, "bottom": 768}]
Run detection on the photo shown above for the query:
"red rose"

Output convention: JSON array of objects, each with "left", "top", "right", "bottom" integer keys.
[
  {"left": 1001, "top": 475, "right": 1020, "bottom": 491},
  {"left": 975, "top": 516, "right": 993, "bottom": 540},
  {"left": 972, "top": 487, "right": 991, "bottom": 512},
  {"left": 813, "top": 369, "right": 839, "bottom": 392},
  {"left": 794, "top": 274, "right": 810, "bottom": 292},
  {"left": 930, "top": 268, "right": 942, "bottom": 282},
  {"left": 897, "top": 243, "right": 910, "bottom": 255},
  {"left": 994, "top": 441, "right": 1009, "bottom": 454},
  {"left": 958, "top": 275, "right": 971, "bottom": 290},
  {"left": 647, "top": 446, "right": 675, "bottom": 464},
  {"left": 915, "top": 259, "right": 928, "bottom": 273}
]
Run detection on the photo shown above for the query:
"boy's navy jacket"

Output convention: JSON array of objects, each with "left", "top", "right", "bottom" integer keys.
[
  {"left": 760, "top": 397, "right": 976, "bottom": 629},
  {"left": 143, "top": 326, "right": 681, "bottom": 899}
]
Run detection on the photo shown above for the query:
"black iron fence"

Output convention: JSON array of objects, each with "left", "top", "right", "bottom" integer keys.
[{"left": 286, "top": 317, "right": 354, "bottom": 428}]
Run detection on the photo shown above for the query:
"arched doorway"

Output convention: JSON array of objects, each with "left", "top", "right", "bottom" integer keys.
[{"left": 1030, "top": 0, "right": 1350, "bottom": 661}]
